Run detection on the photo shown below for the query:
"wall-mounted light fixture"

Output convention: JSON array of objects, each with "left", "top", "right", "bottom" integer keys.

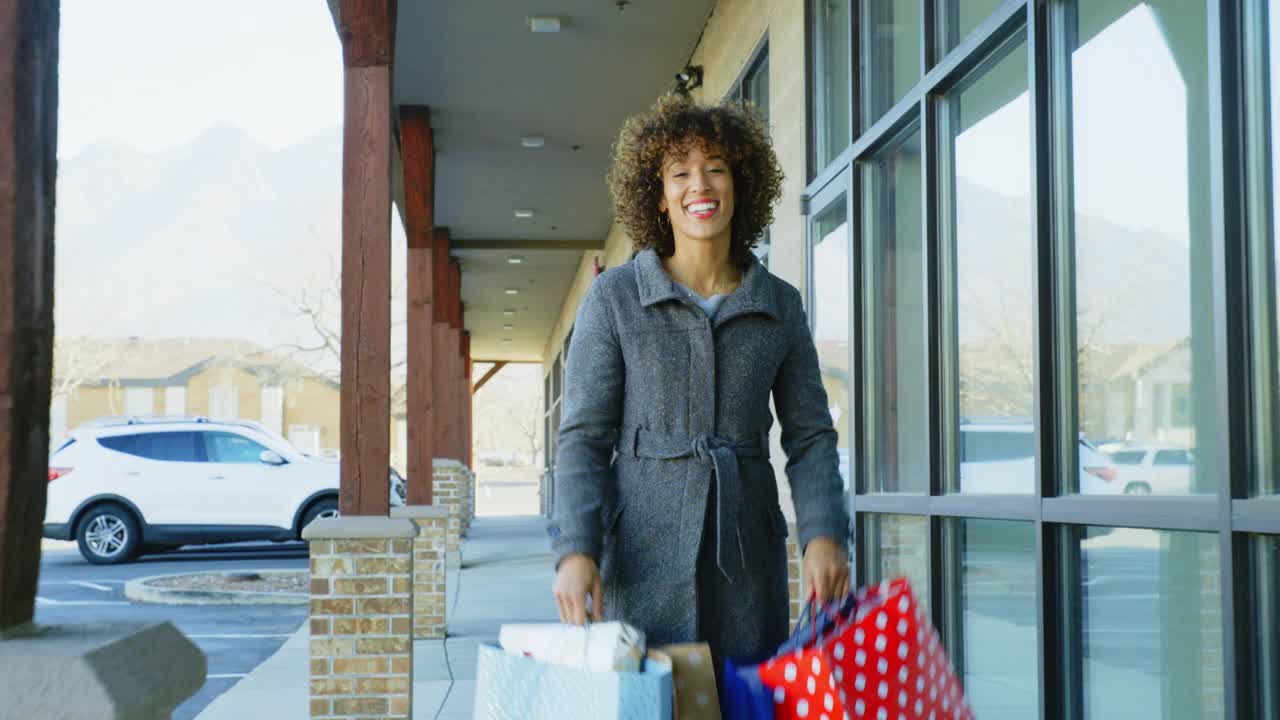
[{"left": 674, "top": 64, "right": 703, "bottom": 95}]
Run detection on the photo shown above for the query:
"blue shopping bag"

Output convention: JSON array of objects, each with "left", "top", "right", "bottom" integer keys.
[
  {"left": 722, "top": 656, "right": 776, "bottom": 720},
  {"left": 472, "top": 643, "right": 673, "bottom": 720}
]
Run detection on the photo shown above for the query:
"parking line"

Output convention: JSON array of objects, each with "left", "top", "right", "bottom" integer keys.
[
  {"left": 188, "top": 634, "right": 294, "bottom": 639},
  {"left": 36, "top": 597, "right": 130, "bottom": 606},
  {"left": 68, "top": 581, "right": 114, "bottom": 592}
]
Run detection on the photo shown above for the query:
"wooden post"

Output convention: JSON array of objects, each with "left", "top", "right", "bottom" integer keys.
[
  {"left": 337, "top": 0, "right": 395, "bottom": 516},
  {"left": 0, "top": 0, "right": 58, "bottom": 632},
  {"left": 432, "top": 229, "right": 455, "bottom": 461},
  {"left": 448, "top": 260, "right": 464, "bottom": 463},
  {"left": 400, "top": 106, "right": 435, "bottom": 506},
  {"left": 462, "top": 333, "right": 472, "bottom": 468}
]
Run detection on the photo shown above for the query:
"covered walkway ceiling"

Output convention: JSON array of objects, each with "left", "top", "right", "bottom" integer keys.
[{"left": 386, "top": 0, "right": 716, "bottom": 362}]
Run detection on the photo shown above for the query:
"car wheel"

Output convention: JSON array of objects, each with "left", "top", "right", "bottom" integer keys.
[
  {"left": 76, "top": 504, "right": 140, "bottom": 565},
  {"left": 1124, "top": 482, "right": 1152, "bottom": 495},
  {"left": 300, "top": 498, "right": 339, "bottom": 536}
]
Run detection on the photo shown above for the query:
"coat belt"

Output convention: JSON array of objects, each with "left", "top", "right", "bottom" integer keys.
[{"left": 624, "top": 427, "right": 770, "bottom": 584}]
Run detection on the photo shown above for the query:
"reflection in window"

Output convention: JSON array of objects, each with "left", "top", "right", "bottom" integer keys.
[
  {"left": 1068, "top": 0, "right": 1214, "bottom": 495},
  {"left": 204, "top": 432, "right": 269, "bottom": 463},
  {"left": 949, "top": 37, "right": 1033, "bottom": 494},
  {"left": 945, "top": 519, "right": 1037, "bottom": 718},
  {"left": 860, "top": 0, "right": 922, "bottom": 129},
  {"left": 811, "top": 0, "right": 851, "bottom": 173},
  {"left": 865, "top": 513, "right": 930, "bottom": 614},
  {"left": 864, "top": 129, "right": 928, "bottom": 493},
  {"left": 811, "top": 198, "right": 851, "bottom": 490},
  {"left": 939, "top": 0, "right": 1007, "bottom": 55},
  {"left": 1258, "top": 0, "right": 1280, "bottom": 494},
  {"left": 1255, "top": 536, "right": 1278, "bottom": 716},
  {"left": 1071, "top": 527, "right": 1223, "bottom": 718}
]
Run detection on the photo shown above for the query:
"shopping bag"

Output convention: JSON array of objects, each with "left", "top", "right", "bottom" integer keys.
[
  {"left": 498, "top": 621, "right": 645, "bottom": 672},
  {"left": 655, "top": 643, "right": 722, "bottom": 720},
  {"left": 820, "top": 579, "right": 974, "bottom": 720},
  {"left": 756, "top": 646, "right": 844, "bottom": 720},
  {"left": 472, "top": 643, "right": 673, "bottom": 720},
  {"left": 722, "top": 655, "right": 775, "bottom": 720}
]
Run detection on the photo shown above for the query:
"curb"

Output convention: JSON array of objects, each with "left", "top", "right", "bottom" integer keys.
[{"left": 124, "top": 570, "right": 309, "bottom": 606}]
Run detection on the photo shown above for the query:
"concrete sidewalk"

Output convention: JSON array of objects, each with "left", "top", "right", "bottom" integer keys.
[{"left": 196, "top": 515, "right": 557, "bottom": 720}]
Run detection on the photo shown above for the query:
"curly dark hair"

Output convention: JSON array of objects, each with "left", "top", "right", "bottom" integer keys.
[{"left": 607, "top": 93, "right": 784, "bottom": 269}]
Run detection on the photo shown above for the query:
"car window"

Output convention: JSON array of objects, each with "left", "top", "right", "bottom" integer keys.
[
  {"left": 98, "top": 432, "right": 202, "bottom": 462},
  {"left": 1108, "top": 450, "right": 1147, "bottom": 465},
  {"left": 961, "top": 430, "right": 1035, "bottom": 463},
  {"left": 203, "top": 431, "right": 270, "bottom": 463},
  {"left": 1153, "top": 449, "right": 1190, "bottom": 466}
]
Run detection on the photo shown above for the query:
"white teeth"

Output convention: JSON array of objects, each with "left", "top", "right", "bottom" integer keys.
[{"left": 686, "top": 201, "right": 718, "bottom": 213}]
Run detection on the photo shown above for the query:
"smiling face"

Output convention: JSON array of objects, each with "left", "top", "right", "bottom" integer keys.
[{"left": 657, "top": 143, "right": 735, "bottom": 249}]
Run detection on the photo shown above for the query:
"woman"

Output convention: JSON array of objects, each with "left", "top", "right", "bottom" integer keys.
[{"left": 549, "top": 94, "right": 850, "bottom": 674}]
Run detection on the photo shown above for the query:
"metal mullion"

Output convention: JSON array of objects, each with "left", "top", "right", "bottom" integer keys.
[
  {"left": 1042, "top": 496, "right": 1221, "bottom": 532},
  {"left": 1234, "top": 497, "right": 1280, "bottom": 533},
  {"left": 922, "top": 0, "right": 935, "bottom": 72},
  {"left": 854, "top": 494, "right": 932, "bottom": 516},
  {"left": 1208, "top": 0, "right": 1251, "bottom": 716},
  {"left": 855, "top": 493, "right": 1038, "bottom": 520},
  {"left": 921, "top": 0, "right": 1025, "bottom": 97},
  {"left": 1030, "top": 0, "right": 1069, "bottom": 715}
]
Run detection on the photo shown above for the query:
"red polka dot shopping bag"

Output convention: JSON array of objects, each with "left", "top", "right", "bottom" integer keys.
[{"left": 728, "top": 578, "right": 973, "bottom": 720}]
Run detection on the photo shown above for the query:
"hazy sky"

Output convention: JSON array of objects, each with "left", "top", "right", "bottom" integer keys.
[{"left": 58, "top": 0, "right": 343, "bottom": 158}]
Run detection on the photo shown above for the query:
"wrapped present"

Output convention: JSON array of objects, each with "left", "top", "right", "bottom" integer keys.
[
  {"left": 655, "top": 643, "right": 721, "bottom": 719},
  {"left": 472, "top": 642, "right": 673, "bottom": 720},
  {"left": 498, "top": 621, "right": 645, "bottom": 672}
]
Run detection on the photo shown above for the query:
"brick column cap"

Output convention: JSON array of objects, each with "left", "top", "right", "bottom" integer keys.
[
  {"left": 390, "top": 505, "right": 450, "bottom": 520},
  {"left": 302, "top": 517, "right": 417, "bottom": 540},
  {"left": 432, "top": 458, "right": 466, "bottom": 469}
]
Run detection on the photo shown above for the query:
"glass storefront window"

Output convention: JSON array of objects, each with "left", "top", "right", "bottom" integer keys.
[
  {"left": 1066, "top": 0, "right": 1216, "bottom": 495},
  {"left": 947, "top": 37, "right": 1034, "bottom": 494},
  {"left": 864, "top": 513, "right": 930, "bottom": 614},
  {"left": 1250, "top": 0, "right": 1280, "bottom": 494},
  {"left": 938, "top": 1, "right": 1007, "bottom": 55},
  {"left": 1069, "top": 527, "right": 1223, "bottom": 718},
  {"left": 1254, "top": 535, "right": 1279, "bottom": 716},
  {"left": 860, "top": 0, "right": 922, "bottom": 130},
  {"left": 944, "top": 519, "right": 1038, "bottom": 718},
  {"left": 863, "top": 128, "right": 928, "bottom": 493},
  {"left": 811, "top": 197, "right": 851, "bottom": 490},
  {"left": 811, "top": 0, "right": 851, "bottom": 174}
]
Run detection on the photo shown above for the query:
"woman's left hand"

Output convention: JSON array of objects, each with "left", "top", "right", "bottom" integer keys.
[{"left": 802, "top": 536, "right": 851, "bottom": 604}]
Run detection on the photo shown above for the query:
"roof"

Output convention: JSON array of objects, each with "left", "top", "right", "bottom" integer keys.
[{"left": 53, "top": 337, "right": 334, "bottom": 387}]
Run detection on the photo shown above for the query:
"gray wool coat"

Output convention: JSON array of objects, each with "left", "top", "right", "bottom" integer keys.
[{"left": 549, "top": 248, "right": 850, "bottom": 664}]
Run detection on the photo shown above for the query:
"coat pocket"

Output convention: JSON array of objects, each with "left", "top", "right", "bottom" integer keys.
[{"left": 604, "top": 501, "right": 624, "bottom": 535}]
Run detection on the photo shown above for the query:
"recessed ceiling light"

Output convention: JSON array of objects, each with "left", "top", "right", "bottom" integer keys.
[
  {"left": 507, "top": 255, "right": 524, "bottom": 265},
  {"left": 503, "top": 309, "right": 516, "bottom": 316},
  {"left": 521, "top": 136, "right": 545, "bottom": 148},
  {"left": 502, "top": 338, "right": 513, "bottom": 344},
  {"left": 514, "top": 209, "right": 534, "bottom": 219},
  {"left": 527, "top": 16, "right": 561, "bottom": 33},
  {"left": 505, "top": 288, "right": 519, "bottom": 295},
  {"left": 503, "top": 324, "right": 514, "bottom": 331}
]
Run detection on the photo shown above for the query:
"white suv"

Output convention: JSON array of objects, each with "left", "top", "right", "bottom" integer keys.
[
  {"left": 44, "top": 417, "right": 406, "bottom": 564},
  {"left": 959, "top": 421, "right": 1122, "bottom": 494}
]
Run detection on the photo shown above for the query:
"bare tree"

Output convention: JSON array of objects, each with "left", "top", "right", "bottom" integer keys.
[{"left": 51, "top": 336, "right": 121, "bottom": 400}]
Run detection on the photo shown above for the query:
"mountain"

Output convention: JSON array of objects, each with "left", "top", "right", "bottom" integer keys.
[{"left": 54, "top": 124, "right": 349, "bottom": 358}]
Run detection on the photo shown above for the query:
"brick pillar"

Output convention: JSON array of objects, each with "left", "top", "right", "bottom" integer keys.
[
  {"left": 461, "top": 467, "right": 475, "bottom": 533},
  {"left": 390, "top": 505, "right": 448, "bottom": 640},
  {"left": 786, "top": 524, "right": 803, "bottom": 626},
  {"left": 305, "top": 517, "right": 415, "bottom": 720},
  {"left": 432, "top": 460, "right": 467, "bottom": 559}
]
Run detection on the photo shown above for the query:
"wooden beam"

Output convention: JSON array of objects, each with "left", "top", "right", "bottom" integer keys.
[
  {"left": 0, "top": 0, "right": 58, "bottom": 631},
  {"left": 339, "top": 63, "right": 393, "bottom": 516},
  {"left": 432, "top": 228, "right": 456, "bottom": 462},
  {"left": 400, "top": 106, "right": 434, "bottom": 505},
  {"left": 448, "top": 239, "right": 602, "bottom": 251},
  {"left": 463, "top": 332, "right": 473, "bottom": 468},
  {"left": 338, "top": 0, "right": 396, "bottom": 68},
  {"left": 472, "top": 362, "right": 507, "bottom": 393}
]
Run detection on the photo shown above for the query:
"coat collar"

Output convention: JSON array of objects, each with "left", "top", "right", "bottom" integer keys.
[{"left": 633, "top": 247, "right": 781, "bottom": 323}]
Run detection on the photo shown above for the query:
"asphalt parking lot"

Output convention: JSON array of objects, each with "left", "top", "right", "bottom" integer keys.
[{"left": 36, "top": 541, "right": 309, "bottom": 720}]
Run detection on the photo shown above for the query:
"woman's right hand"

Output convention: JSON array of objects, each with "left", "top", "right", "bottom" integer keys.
[{"left": 553, "top": 553, "right": 603, "bottom": 625}]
